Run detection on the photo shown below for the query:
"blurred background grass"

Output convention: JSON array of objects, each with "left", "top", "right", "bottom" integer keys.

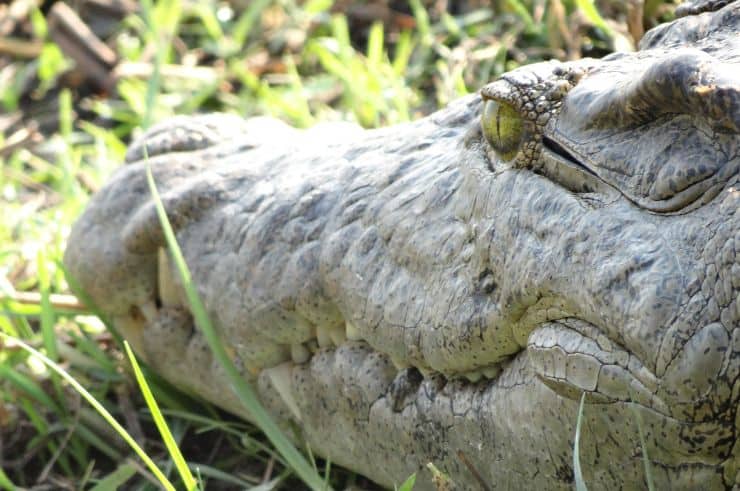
[{"left": 0, "top": 0, "right": 678, "bottom": 489}]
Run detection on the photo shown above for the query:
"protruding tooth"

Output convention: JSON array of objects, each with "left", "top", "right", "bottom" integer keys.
[
  {"left": 157, "top": 248, "right": 180, "bottom": 307},
  {"left": 316, "top": 325, "right": 332, "bottom": 348},
  {"left": 139, "top": 301, "right": 158, "bottom": 322},
  {"left": 464, "top": 371, "right": 482, "bottom": 383},
  {"left": 345, "top": 321, "right": 362, "bottom": 341},
  {"left": 482, "top": 365, "right": 502, "bottom": 379},
  {"left": 329, "top": 325, "right": 346, "bottom": 346},
  {"left": 391, "top": 356, "right": 409, "bottom": 371},
  {"left": 290, "top": 343, "right": 310, "bottom": 364},
  {"left": 263, "top": 363, "right": 302, "bottom": 422},
  {"left": 114, "top": 315, "right": 145, "bottom": 355}
]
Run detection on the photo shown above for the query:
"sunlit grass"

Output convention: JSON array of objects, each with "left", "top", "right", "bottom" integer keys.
[{"left": 0, "top": 332, "right": 178, "bottom": 490}]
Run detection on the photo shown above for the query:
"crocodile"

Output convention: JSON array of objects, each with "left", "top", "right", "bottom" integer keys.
[{"left": 64, "top": 1, "right": 740, "bottom": 489}]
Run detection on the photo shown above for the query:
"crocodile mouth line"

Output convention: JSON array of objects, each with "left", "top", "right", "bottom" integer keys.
[{"left": 116, "top": 246, "right": 668, "bottom": 417}]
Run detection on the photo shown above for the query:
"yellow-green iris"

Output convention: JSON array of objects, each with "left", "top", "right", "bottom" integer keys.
[{"left": 481, "top": 100, "right": 523, "bottom": 161}]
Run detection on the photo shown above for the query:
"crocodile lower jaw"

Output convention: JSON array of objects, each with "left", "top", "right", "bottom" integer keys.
[{"left": 113, "top": 247, "right": 668, "bottom": 419}]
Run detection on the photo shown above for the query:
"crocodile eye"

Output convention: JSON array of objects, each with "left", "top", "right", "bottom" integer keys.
[{"left": 481, "top": 100, "right": 522, "bottom": 161}]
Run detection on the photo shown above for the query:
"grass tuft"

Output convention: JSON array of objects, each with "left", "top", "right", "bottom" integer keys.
[{"left": 0, "top": 332, "right": 176, "bottom": 490}]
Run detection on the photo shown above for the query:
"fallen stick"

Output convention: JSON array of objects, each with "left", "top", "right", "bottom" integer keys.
[{"left": 3, "top": 291, "right": 87, "bottom": 312}]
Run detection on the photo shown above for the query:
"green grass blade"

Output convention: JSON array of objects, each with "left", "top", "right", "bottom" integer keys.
[
  {"left": 0, "top": 332, "right": 176, "bottom": 491},
  {"left": 73, "top": 422, "right": 123, "bottom": 461},
  {"left": 232, "top": 0, "right": 271, "bottom": 46},
  {"left": 392, "top": 30, "right": 413, "bottom": 76},
  {"left": 504, "top": 0, "right": 536, "bottom": 32},
  {"left": 144, "top": 164, "right": 330, "bottom": 491},
  {"left": 0, "top": 467, "right": 16, "bottom": 491},
  {"left": 304, "top": 0, "right": 334, "bottom": 15},
  {"left": 89, "top": 462, "right": 137, "bottom": 491},
  {"left": 0, "top": 363, "right": 59, "bottom": 410},
  {"left": 367, "top": 22, "right": 384, "bottom": 66},
  {"left": 59, "top": 88, "right": 73, "bottom": 140},
  {"left": 397, "top": 473, "right": 416, "bottom": 491},
  {"left": 574, "top": 0, "right": 615, "bottom": 38},
  {"left": 36, "top": 250, "right": 58, "bottom": 361},
  {"left": 124, "top": 340, "right": 198, "bottom": 491},
  {"left": 184, "top": 462, "right": 261, "bottom": 487},
  {"left": 573, "top": 392, "right": 588, "bottom": 491},
  {"left": 631, "top": 403, "right": 656, "bottom": 491},
  {"left": 408, "top": 0, "right": 431, "bottom": 44}
]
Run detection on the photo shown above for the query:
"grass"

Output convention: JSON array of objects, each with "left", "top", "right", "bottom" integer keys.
[{"left": 0, "top": 0, "right": 678, "bottom": 489}]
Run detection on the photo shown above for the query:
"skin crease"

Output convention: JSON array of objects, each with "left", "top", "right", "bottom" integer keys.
[{"left": 65, "top": 1, "right": 739, "bottom": 489}]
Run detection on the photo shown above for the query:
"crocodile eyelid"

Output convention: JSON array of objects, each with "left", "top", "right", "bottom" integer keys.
[{"left": 479, "top": 62, "right": 587, "bottom": 169}]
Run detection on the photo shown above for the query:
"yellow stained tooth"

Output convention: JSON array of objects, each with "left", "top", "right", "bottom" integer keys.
[
  {"left": 316, "top": 325, "right": 332, "bottom": 348},
  {"left": 329, "top": 325, "right": 346, "bottom": 346},
  {"left": 114, "top": 315, "right": 145, "bottom": 357},
  {"left": 139, "top": 301, "right": 158, "bottom": 322},
  {"left": 345, "top": 321, "right": 362, "bottom": 341},
  {"left": 263, "top": 363, "right": 302, "bottom": 422},
  {"left": 157, "top": 248, "right": 180, "bottom": 307},
  {"left": 482, "top": 365, "right": 502, "bottom": 379},
  {"left": 465, "top": 371, "right": 482, "bottom": 383},
  {"left": 291, "top": 343, "right": 310, "bottom": 364}
]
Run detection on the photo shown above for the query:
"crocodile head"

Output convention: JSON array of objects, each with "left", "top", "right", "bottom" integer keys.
[{"left": 65, "top": 2, "right": 740, "bottom": 489}]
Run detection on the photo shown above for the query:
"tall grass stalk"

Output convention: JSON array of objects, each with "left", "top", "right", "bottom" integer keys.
[
  {"left": 124, "top": 341, "right": 198, "bottom": 490},
  {"left": 573, "top": 392, "right": 588, "bottom": 491},
  {"left": 145, "top": 164, "right": 329, "bottom": 491}
]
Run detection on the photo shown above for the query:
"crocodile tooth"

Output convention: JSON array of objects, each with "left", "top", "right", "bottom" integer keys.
[
  {"left": 345, "top": 321, "right": 362, "bottom": 341},
  {"left": 290, "top": 343, "right": 310, "bottom": 364},
  {"left": 465, "top": 371, "right": 482, "bottom": 383},
  {"left": 316, "top": 325, "right": 332, "bottom": 348},
  {"left": 482, "top": 365, "right": 502, "bottom": 379},
  {"left": 139, "top": 301, "right": 158, "bottom": 322},
  {"left": 263, "top": 363, "right": 302, "bottom": 422},
  {"left": 113, "top": 315, "right": 145, "bottom": 354},
  {"left": 329, "top": 325, "right": 346, "bottom": 346},
  {"left": 157, "top": 248, "right": 180, "bottom": 307}
]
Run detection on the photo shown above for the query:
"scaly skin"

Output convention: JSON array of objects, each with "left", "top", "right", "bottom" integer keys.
[{"left": 65, "top": 2, "right": 740, "bottom": 489}]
